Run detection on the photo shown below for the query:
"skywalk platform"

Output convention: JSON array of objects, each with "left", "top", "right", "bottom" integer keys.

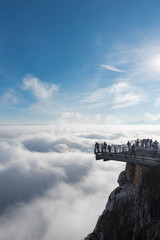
[{"left": 94, "top": 142, "right": 160, "bottom": 167}]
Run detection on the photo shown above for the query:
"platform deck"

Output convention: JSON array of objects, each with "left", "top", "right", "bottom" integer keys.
[{"left": 95, "top": 152, "right": 160, "bottom": 166}]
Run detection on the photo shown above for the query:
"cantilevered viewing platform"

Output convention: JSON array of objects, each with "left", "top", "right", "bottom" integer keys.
[{"left": 94, "top": 139, "right": 160, "bottom": 167}]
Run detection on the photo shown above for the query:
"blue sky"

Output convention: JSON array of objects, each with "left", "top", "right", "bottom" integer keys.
[{"left": 1, "top": 0, "right": 160, "bottom": 124}]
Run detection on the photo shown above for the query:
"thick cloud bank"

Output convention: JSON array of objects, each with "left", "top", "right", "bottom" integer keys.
[{"left": 0, "top": 124, "right": 159, "bottom": 240}]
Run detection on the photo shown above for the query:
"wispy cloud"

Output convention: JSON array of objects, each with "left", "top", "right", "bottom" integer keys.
[
  {"left": 110, "top": 82, "right": 144, "bottom": 109},
  {"left": 156, "top": 97, "right": 160, "bottom": 106},
  {"left": 0, "top": 89, "right": 18, "bottom": 106},
  {"left": 105, "top": 41, "right": 160, "bottom": 83},
  {"left": 82, "top": 88, "right": 108, "bottom": 103},
  {"left": 82, "top": 81, "right": 146, "bottom": 109},
  {"left": 145, "top": 112, "right": 160, "bottom": 122},
  {"left": 4, "top": 40, "right": 160, "bottom": 124},
  {"left": 22, "top": 75, "right": 59, "bottom": 101},
  {"left": 100, "top": 64, "right": 126, "bottom": 73}
]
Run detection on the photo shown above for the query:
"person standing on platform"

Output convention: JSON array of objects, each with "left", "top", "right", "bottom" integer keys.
[
  {"left": 103, "top": 142, "right": 107, "bottom": 152},
  {"left": 130, "top": 144, "right": 136, "bottom": 158},
  {"left": 127, "top": 141, "right": 131, "bottom": 150},
  {"left": 95, "top": 142, "right": 100, "bottom": 153},
  {"left": 108, "top": 145, "right": 111, "bottom": 154}
]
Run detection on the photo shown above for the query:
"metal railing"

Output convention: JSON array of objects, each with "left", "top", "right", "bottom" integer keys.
[{"left": 94, "top": 144, "right": 129, "bottom": 154}]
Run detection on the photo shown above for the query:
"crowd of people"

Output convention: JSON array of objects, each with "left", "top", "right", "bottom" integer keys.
[
  {"left": 127, "top": 138, "right": 159, "bottom": 149},
  {"left": 95, "top": 138, "right": 159, "bottom": 156},
  {"left": 95, "top": 142, "right": 111, "bottom": 153}
]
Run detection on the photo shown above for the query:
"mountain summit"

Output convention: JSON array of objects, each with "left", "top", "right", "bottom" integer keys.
[{"left": 85, "top": 163, "right": 160, "bottom": 240}]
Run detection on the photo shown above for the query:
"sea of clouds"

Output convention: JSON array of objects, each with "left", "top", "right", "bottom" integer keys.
[{"left": 0, "top": 123, "right": 159, "bottom": 240}]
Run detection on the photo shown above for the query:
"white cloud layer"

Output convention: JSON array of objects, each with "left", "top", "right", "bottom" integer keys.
[{"left": 0, "top": 124, "right": 159, "bottom": 239}]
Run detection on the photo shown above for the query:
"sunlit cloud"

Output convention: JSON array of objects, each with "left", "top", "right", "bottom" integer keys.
[
  {"left": 117, "top": 43, "right": 160, "bottom": 81},
  {"left": 99, "top": 41, "right": 160, "bottom": 86},
  {"left": 146, "top": 54, "right": 160, "bottom": 72},
  {"left": 22, "top": 75, "right": 59, "bottom": 100}
]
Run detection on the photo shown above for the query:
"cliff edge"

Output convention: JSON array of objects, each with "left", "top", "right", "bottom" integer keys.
[{"left": 85, "top": 163, "right": 160, "bottom": 240}]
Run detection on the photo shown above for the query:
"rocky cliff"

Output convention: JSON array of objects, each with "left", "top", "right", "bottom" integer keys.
[{"left": 85, "top": 163, "right": 160, "bottom": 240}]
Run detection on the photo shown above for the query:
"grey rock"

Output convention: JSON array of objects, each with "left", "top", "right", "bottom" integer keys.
[
  {"left": 117, "top": 171, "right": 127, "bottom": 186},
  {"left": 85, "top": 163, "right": 160, "bottom": 240}
]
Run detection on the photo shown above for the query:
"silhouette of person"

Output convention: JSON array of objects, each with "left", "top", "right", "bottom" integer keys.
[
  {"left": 95, "top": 142, "right": 100, "bottom": 153},
  {"left": 103, "top": 142, "right": 107, "bottom": 152},
  {"left": 130, "top": 144, "right": 136, "bottom": 158},
  {"left": 108, "top": 145, "right": 111, "bottom": 154}
]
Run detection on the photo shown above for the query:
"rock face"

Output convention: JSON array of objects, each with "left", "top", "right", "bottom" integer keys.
[{"left": 85, "top": 163, "right": 160, "bottom": 240}]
